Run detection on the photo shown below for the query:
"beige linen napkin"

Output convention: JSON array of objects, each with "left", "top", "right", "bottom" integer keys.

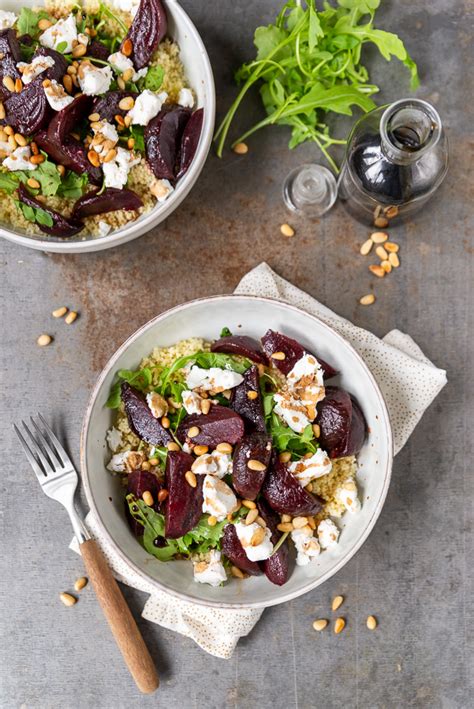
[{"left": 71, "top": 263, "right": 447, "bottom": 659}]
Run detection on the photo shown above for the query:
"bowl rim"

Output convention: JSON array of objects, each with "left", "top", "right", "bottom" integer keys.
[
  {"left": 80, "top": 294, "right": 394, "bottom": 609},
  {"left": 0, "top": 0, "right": 216, "bottom": 254}
]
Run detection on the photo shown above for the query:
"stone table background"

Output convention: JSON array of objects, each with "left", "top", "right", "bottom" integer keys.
[{"left": 1, "top": 0, "right": 472, "bottom": 707}]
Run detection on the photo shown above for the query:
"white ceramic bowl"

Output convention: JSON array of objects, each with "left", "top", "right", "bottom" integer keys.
[
  {"left": 81, "top": 295, "right": 393, "bottom": 609},
  {"left": 0, "top": 0, "right": 215, "bottom": 253}
]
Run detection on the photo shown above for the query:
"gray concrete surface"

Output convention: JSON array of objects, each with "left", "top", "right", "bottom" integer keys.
[{"left": 1, "top": 0, "right": 473, "bottom": 707}]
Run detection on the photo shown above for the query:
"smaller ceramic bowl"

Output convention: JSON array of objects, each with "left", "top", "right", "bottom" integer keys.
[
  {"left": 0, "top": 0, "right": 215, "bottom": 253},
  {"left": 81, "top": 295, "right": 393, "bottom": 609}
]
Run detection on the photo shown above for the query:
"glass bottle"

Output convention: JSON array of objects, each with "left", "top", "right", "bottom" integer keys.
[
  {"left": 338, "top": 98, "right": 449, "bottom": 227},
  {"left": 283, "top": 164, "right": 337, "bottom": 217}
]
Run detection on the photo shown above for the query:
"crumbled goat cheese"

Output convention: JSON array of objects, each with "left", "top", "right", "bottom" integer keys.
[
  {"left": 0, "top": 10, "right": 17, "bottom": 29},
  {"left": 185, "top": 365, "right": 243, "bottom": 393},
  {"left": 43, "top": 80, "right": 75, "bottom": 112},
  {"left": 178, "top": 88, "right": 194, "bottom": 108},
  {"left": 234, "top": 522, "right": 273, "bottom": 562},
  {"left": 291, "top": 528, "right": 321, "bottom": 566},
  {"left": 103, "top": 147, "right": 141, "bottom": 189},
  {"left": 39, "top": 14, "right": 78, "bottom": 54},
  {"left": 127, "top": 90, "right": 167, "bottom": 126},
  {"left": 150, "top": 178, "right": 174, "bottom": 203},
  {"left": 98, "top": 221, "right": 112, "bottom": 237},
  {"left": 287, "top": 353, "right": 324, "bottom": 389},
  {"left": 111, "top": 0, "right": 141, "bottom": 17},
  {"left": 107, "top": 451, "right": 131, "bottom": 472},
  {"left": 182, "top": 390, "right": 203, "bottom": 415},
  {"left": 273, "top": 393, "right": 311, "bottom": 433},
  {"left": 17, "top": 55, "right": 56, "bottom": 85},
  {"left": 317, "top": 518, "right": 340, "bottom": 549},
  {"left": 193, "top": 550, "right": 227, "bottom": 587},
  {"left": 202, "top": 475, "right": 238, "bottom": 521},
  {"left": 146, "top": 391, "right": 168, "bottom": 418},
  {"left": 192, "top": 451, "right": 232, "bottom": 479},
  {"left": 288, "top": 449, "right": 332, "bottom": 487},
  {"left": 78, "top": 64, "right": 113, "bottom": 96},
  {"left": 335, "top": 479, "right": 361, "bottom": 514},
  {"left": 77, "top": 33, "right": 89, "bottom": 46},
  {"left": 108, "top": 51, "right": 148, "bottom": 81},
  {"left": 106, "top": 427, "right": 123, "bottom": 452},
  {"left": 3, "top": 146, "right": 37, "bottom": 172}
]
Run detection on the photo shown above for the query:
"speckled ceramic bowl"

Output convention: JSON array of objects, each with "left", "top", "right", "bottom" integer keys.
[
  {"left": 0, "top": 0, "right": 215, "bottom": 253},
  {"left": 81, "top": 295, "right": 393, "bottom": 609}
]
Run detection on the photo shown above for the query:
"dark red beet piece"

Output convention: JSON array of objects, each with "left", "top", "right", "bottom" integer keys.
[
  {"left": 122, "top": 0, "right": 167, "bottom": 70},
  {"left": 165, "top": 451, "right": 203, "bottom": 538},
  {"left": 126, "top": 469, "right": 164, "bottom": 536},
  {"left": 221, "top": 524, "right": 261, "bottom": 576},
  {"left": 35, "top": 131, "right": 102, "bottom": 186},
  {"left": 121, "top": 382, "right": 173, "bottom": 446},
  {"left": 92, "top": 91, "right": 139, "bottom": 121},
  {"left": 261, "top": 329, "right": 338, "bottom": 380},
  {"left": 0, "top": 30, "right": 21, "bottom": 98},
  {"left": 176, "top": 108, "right": 204, "bottom": 179},
  {"left": 2, "top": 82, "right": 51, "bottom": 135},
  {"left": 87, "top": 39, "right": 111, "bottom": 62},
  {"left": 48, "top": 94, "right": 92, "bottom": 143},
  {"left": 145, "top": 105, "right": 191, "bottom": 180},
  {"left": 230, "top": 365, "right": 266, "bottom": 433},
  {"left": 257, "top": 499, "right": 289, "bottom": 586},
  {"left": 211, "top": 335, "right": 268, "bottom": 366},
  {"left": 315, "top": 386, "right": 367, "bottom": 459},
  {"left": 262, "top": 456, "right": 323, "bottom": 516},
  {"left": 232, "top": 432, "right": 272, "bottom": 500},
  {"left": 72, "top": 187, "right": 143, "bottom": 220},
  {"left": 177, "top": 405, "right": 244, "bottom": 447},
  {"left": 33, "top": 47, "right": 68, "bottom": 83},
  {"left": 17, "top": 184, "right": 84, "bottom": 237}
]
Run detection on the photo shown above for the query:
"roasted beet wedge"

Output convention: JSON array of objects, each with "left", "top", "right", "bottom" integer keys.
[
  {"left": 232, "top": 432, "right": 272, "bottom": 500},
  {"left": 33, "top": 47, "right": 68, "bottom": 83},
  {"left": 262, "top": 456, "right": 323, "bottom": 516},
  {"left": 257, "top": 499, "right": 289, "bottom": 586},
  {"left": 177, "top": 405, "right": 244, "bottom": 447},
  {"left": 72, "top": 188, "right": 143, "bottom": 220},
  {"left": 176, "top": 108, "right": 204, "bottom": 179},
  {"left": 231, "top": 365, "right": 266, "bottom": 433},
  {"left": 315, "top": 386, "right": 367, "bottom": 459},
  {"left": 211, "top": 335, "right": 268, "bottom": 366},
  {"left": 87, "top": 39, "right": 111, "bottom": 62},
  {"left": 17, "top": 184, "right": 84, "bottom": 237},
  {"left": 126, "top": 470, "right": 164, "bottom": 536},
  {"left": 121, "top": 382, "right": 173, "bottom": 446},
  {"left": 35, "top": 131, "right": 103, "bottom": 186},
  {"left": 122, "top": 0, "right": 167, "bottom": 70},
  {"left": 92, "top": 91, "right": 139, "bottom": 122},
  {"left": 2, "top": 82, "right": 50, "bottom": 135},
  {"left": 0, "top": 29, "right": 21, "bottom": 97},
  {"left": 261, "top": 329, "right": 338, "bottom": 380},
  {"left": 48, "top": 94, "right": 92, "bottom": 143},
  {"left": 165, "top": 451, "right": 203, "bottom": 538},
  {"left": 145, "top": 105, "right": 191, "bottom": 180},
  {"left": 221, "top": 523, "right": 261, "bottom": 576}
]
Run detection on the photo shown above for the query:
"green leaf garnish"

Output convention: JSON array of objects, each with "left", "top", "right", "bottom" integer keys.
[
  {"left": 0, "top": 172, "right": 21, "bottom": 195},
  {"left": 220, "top": 327, "right": 233, "bottom": 338},
  {"left": 55, "top": 40, "right": 69, "bottom": 54},
  {"left": 106, "top": 367, "right": 153, "bottom": 408},
  {"left": 16, "top": 200, "right": 54, "bottom": 228},
  {"left": 16, "top": 8, "right": 53, "bottom": 38},
  {"left": 57, "top": 171, "right": 89, "bottom": 200},
  {"left": 143, "top": 65, "right": 164, "bottom": 91}
]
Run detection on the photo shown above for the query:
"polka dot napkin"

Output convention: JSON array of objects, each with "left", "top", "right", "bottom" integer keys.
[{"left": 71, "top": 263, "right": 447, "bottom": 659}]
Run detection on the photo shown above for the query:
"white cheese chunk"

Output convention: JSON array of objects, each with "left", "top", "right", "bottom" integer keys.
[
  {"left": 192, "top": 451, "right": 232, "bottom": 479},
  {"left": 146, "top": 391, "right": 168, "bottom": 419},
  {"left": 39, "top": 14, "right": 78, "bottom": 54},
  {"left": 43, "top": 80, "right": 75, "bottom": 112},
  {"left": 17, "top": 55, "right": 55, "bottom": 85},
  {"left": 0, "top": 10, "right": 17, "bottom": 29},
  {"left": 202, "top": 475, "right": 238, "bottom": 521},
  {"left": 111, "top": 0, "right": 141, "bottom": 17},
  {"left": 288, "top": 449, "right": 332, "bottom": 487},
  {"left": 182, "top": 390, "right": 203, "bottom": 415},
  {"left": 185, "top": 365, "right": 243, "bottom": 393},
  {"left": 150, "top": 178, "right": 174, "bottom": 203},
  {"left": 193, "top": 550, "right": 227, "bottom": 587},
  {"left": 273, "top": 393, "right": 310, "bottom": 433},
  {"left": 107, "top": 450, "right": 131, "bottom": 472},
  {"left": 78, "top": 64, "right": 113, "bottom": 96},
  {"left": 98, "top": 221, "right": 112, "bottom": 237},
  {"left": 291, "top": 528, "right": 321, "bottom": 566},
  {"left": 106, "top": 427, "right": 123, "bottom": 452},
  {"left": 234, "top": 521, "right": 273, "bottom": 562},
  {"left": 287, "top": 353, "right": 324, "bottom": 389},
  {"left": 108, "top": 51, "right": 148, "bottom": 81},
  {"left": 317, "top": 518, "right": 340, "bottom": 549},
  {"left": 3, "top": 146, "right": 37, "bottom": 172},
  {"left": 178, "top": 88, "right": 194, "bottom": 108},
  {"left": 102, "top": 147, "right": 141, "bottom": 189},
  {"left": 335, "top": 478, "right": 361, "bottom": 514},
  {"left": 77, "top": 33, "right": 89, "bottom": 47},
  {"left": 127, "top": 90, "right": 167, "bottom": 127}
]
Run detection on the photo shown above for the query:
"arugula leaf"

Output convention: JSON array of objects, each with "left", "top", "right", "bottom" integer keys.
[
  {"left": 130, "top": 126, "right": 145, "bottom": 152},
  {"left": 0, "top": 172, "right": 20, "bottom": 195},
  {"left": 16, "top": 200, "right": 54, "bottom": 228},
  {"left": 106, "top": 367, "right": 153, "bottom": 408},
  {"left": 57, "top": 171, "right": 89, "bottom": 200},
  {"left": 16, "top": 8, "right": 52, "bottom": 38},
  {"left": 33, "top": 159, "right": 62, "bottom": 197},
  {"left": 55, "top": 41, "right": 68, "bottom": 54},
  {"left": 144, "top": 65, "right": 164, "bottom": 91},
  {"left": 158, "top": 351, "right": 252, "bottom": 397},
  {"left": 268, "top": 413, "right": 318, "bottom": 456},
  {"left": 220, "top": 327, "right": 233, "bottom": 338}
]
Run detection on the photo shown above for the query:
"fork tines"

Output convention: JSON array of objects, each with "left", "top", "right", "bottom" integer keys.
[{"left": 13, "top": 414, "right": 69, "bottom": 481}]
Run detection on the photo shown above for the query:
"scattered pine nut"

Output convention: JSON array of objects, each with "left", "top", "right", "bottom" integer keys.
[
  {"left": 103, "top": 148, "right": 117, "bottom": 163},
  {"left": 158, "top": 489, "right": 169, "bottom": 502},
  {"left": 38, "top": 18, "right": 53, "bottom": 30},
  {"left": 384, "top": 205, "right": 399, "bottom": 218},
  {"left": 141, "top": 461, "right": 151, "bottom": 471},
  {"left": 216, "top": 442, "right": 233, "bottom": 454},
  {"left": 231, "top": 565, "right": 245, "bottom": 579},
  {"left": 388, "top": 252, "right": 400, "bottom": 268},
  {"left": 27, "top": 177, "right": 40, "bottom": 189},
  {"left": 367, "top": 615, "right": 377, "bottom": 630},
  {"left": 57, "top": 164, "right": 66, "bottom": 176},
  {"left": 60, "top": 592, "right": 77, "bottom": 607},
  {"left": 385, "top": 241, "right": 399, "bottom": 253},
  {"left": 72, "top": 44, "right": 87, "bottom": 58},
  {"left": 119, "top": 96, "right": 135, "bottom": 111},
  {"left": 37, "top": 334, "right": 52, "bottom": 347},
  {"left": 371, "top": 231, "right": 388, "bottom": 244},
  {"left": 247, "top": 459, "right": 266, "bottom": 471},
  {"left": 245, "top": 508, "right": 259, "bottom": 525},
  {"left": 194, "top": 445, "right": 209, "bottom": 456},
  {"left": 64, "top": 310, "right": 78, "bottom": 325},
  {"left": 167, "top": 442, "right": 180, "bottom": 451},
  {"left": 369, "top": 264, "right": 385, "bottom": 278},
  {"left": 187, "top": 425, "right": 200, "bottom": 438},
  {"left": 374, "top": 216, "right": 389, "bottom": 228},
  {"left": 332, "top": 595, "right": 344, "bottom": 611},
  {"left": 281, "top": 514, "right": 291, "bottom": 523},
  {"left": 334, "top": 617, "right": 346, "bottom": 634},
  {"left": 62, "top": 74, "right": 73, "bottom": 93},
  {"left": 381, "top": 260, "right": 392, "bottom": 273},
  {"left": 292, "top": 516, "right": 308, "bottom": 529},
  {"left": 2, "top": 76, "right": 15, "bottom": 92},
  {"left": 242, "top": 499, "right": 256, "bottom": 510},
  {"left": 247, "top": 390, "right": 258, "bottom": 400},
  {"left": 148, "top": 458, "right": 159, "bottom": 466},
  {"left": 74, "top": 577, "right": 88, "bottom": 592},
  {"left": 360, "top": 239, "right": 373, "bottom": 256},
  {"left": 277, "top": 522, "right": 293, "bottom": 533},
  {"left": 375, "top": 245, "right": 389, "bottom": 261},
  {"left": 0, "top": 102, "right": 5, "bottom": 120},
  {"left": 256, "top": 515, "right": 267, "bottom": 527},
  {"left": 88, "top": 150, "right": 100, "bottom": 167},
  {"left": 360, "top": 294, "right": 376, "bottom": 305},
  {"left": 117, "top": 77, "right": 126, "bottom": 90},
  {"left": 279, "top": 452, "right": 291, "bottom": 463},
  {"left": 200, "top": 398, "right": 211, "bottom": 415},
  {"left": 208, "top": 515, "right": 217, "bottom": 527},
  {"left": 313, "top": 619, "right": 328, "bottom": 632},
  {"left": 312, "top": 423, "right": 320, "bottom": 437},
  {"left": 161, "top": 416, "right": 170, "bottom": 429},
  {"left": 88, "top": 112, "right": 100, "bottom": 122},
  {"left": 280, "top": 223, "right": 295, "bottom": 237},
  {"left": 127, "top": 137, "right": 135, "bottom": 150},
  {"left": 52, "top": 306, "right": 68, "bottom": 318},
  {"left": 233, "top": 142, "right": 248, "bottom": 155},
  {"left": 142, "top": 490, "right": 154, "bottom": 506},
  {"left": 15, "top": 133, "right": 27, "bottom": 147},
  {"left": 122, "top": 68, "right": 134, "bottom": 83},
  {"left": 271, "top": 351, "right": 286, "bottom": 360},
  {"left": 305, "top": 483, "right": 313, "bottom": 492},
  {"left": 251, "top": 526, "right": 265, "bottom": 546},
  {"left": 185, "top": 470, "right": 197, "bottom": 488},
  {"left": 122, "top": 38, "right": 133, "bottom": 57}
]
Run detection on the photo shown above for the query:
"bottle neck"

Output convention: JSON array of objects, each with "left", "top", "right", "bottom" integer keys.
[{"left": 380, "top": 99, "right": 442, "bottom": 165}]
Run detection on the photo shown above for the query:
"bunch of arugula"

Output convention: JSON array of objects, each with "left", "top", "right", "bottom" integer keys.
[{"left": 215, "top": 0, "right": 418, "bottom": 172}]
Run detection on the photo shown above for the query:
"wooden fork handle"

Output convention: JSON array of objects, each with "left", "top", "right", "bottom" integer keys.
[{"left": 79, "top": 539, "right": 159, "bottom": 694}]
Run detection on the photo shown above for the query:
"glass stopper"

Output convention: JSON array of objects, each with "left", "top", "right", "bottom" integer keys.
[{"left": 282, "top": 163, "right": 337, "bottom": 217}]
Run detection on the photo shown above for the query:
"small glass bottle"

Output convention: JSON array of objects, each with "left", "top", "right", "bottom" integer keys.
[
  {"left": 283, "top": 164, "right": 337, "bottom": 217},
  {"left": 338, "top": 98, "right": 449, "bottom": 227}
]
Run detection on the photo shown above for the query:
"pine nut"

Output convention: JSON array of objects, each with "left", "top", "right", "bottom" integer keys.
[
  {"left": 65, "top": 310, "right": 78, "bottom": 325},
  {"left": 375, "top": 245, "right": 388, "bottom": 260},
  {"left": 305, "top": 483, "right": 313, "bottom": 492},
  {"left": 141, "top": 461, "right": 151, "bottom": 471},
  {"left": 216, "top": 442, "right": 232, "bottom": 454},
  {"left": 360, "top": 239, "right": 373, "bottom": 256},
  {"left": 72, "top": 44, "right": 87, "bottom": 58},
  {"left": 374, "top": 216, "right": 389, "bottom": 228},
  {"left": 332, "top": 595, "right": 344, "bottom": 611},
  {"left": 8, "top": 135, "right": 17, "bottom": 150},
  {"left": 142, "top": 490, "right": 154, "bottom": 506},
  {"left": 117, "top": 77, "right": 126, "bottom": 90},
  {"left": 313, "top": 619, "right": 328, "bottom": 631},
  {"left": 281, "top": 514, "right": 291, "bottom": 522},
  {"left": 37, "top": 334, "right": 52, "bottom": 347},
  {"left": 115, "top": 114, "right": 125, "bottom": 127},
  {"left": 161, "top": 416, "right": 170, "bottom": 429},
  {"left": 57, "top": 164, "right": 65, "bottom": 176},
  {"left": 88, "top": 113, "right": 100, "bottom": 122},
  {"left": 242, "top": 499, "right": 256, "bottom": 510},
  {"left": 42, "top": 78, "right": 52, "bottom": 88},
  {"left": 233, "top": 142, "right": 248, "bottom": 154},
  {"left": 373, "top": 205, "right": 382, "bottom": 219},
  {"left": 388, "top": 252, "right": 400, "bottom": 268},
  {"left": 4, "top": 126, "right": 13, "bottom": 136},
  {"left": 312, "top": 423, "right": 320, "bottom": 437},
  {"left": 280, "top": 223, "right": 295, "bottom": 237},
  {"left": 271, "top": 351, "right": 286, "bottom": 360},
  {"left": 384, "top": 205, "right": 399, "bottom": 218},
  {"left": 194, "top": 445, "right": 208, "bottom": 456},
  {"left": 360, "top": 293, "right": 376, "bottom": 305},
  {"left": 381, "top": 260, "right": 392, "bottom": 273},
  {"left": 88, "top": 150, "right": 100, "bottom": 167},
  {"left": 122, "top": 38, "right": 133, "bottom": 57},
  {"left": 251, "top": 526, "right": 265, "bottom": 546},
  {"left": 122, "top": 68, "right": 134, "bottom": 83},
  {"left": 367, "top": 615, "right": 377, "bottom": 630},
  {"left": 292, "top": 516, "right": 308, "bottom": 529},
  {"left": 60, "top": 592, "right": 77, "bottom": 607},
  {"left": 385, "top": 241, "right": 399, "bottom": 253},
  {"left": 256, "top": 516, "right": 266, "bottom": 527},
  {"left": 15, "top": 133, "right": 27, "bottom": 147},
  {"left": 74, "top": 577, "right": 88, "bottom": 592},
  {"left": 127, "top": 137, "right": 135, "bottom": 149},
  {"left": 27, "top": 177, "right": 40, "bottom": 189},
  {"left": 307, "top": 516, "right": 316, "bottom": 530},
  {"left": 3, "top": 76, "right": 15, "bottom": 92},
  {"left": 158, "top": 489, "right": 169, "bottom": 502},
  {"left": 245, "top": 508, "right": 259, "bottom": 525},
  {"left": 103, "top": 148, "right": 117, "bottom": 163},
  {"left": 119, "top": 96, "right": 135, "bottom": 111},
  {"left": 277, "top": 522, "right": 293, "bottom": 532},
  {"left": 62, "top": 74, "right": 73, "bottom": 93},
  {"left": 67, "top": 65, "right": 78, "bottom": 75},
  {"left": 52, "top": 306, "right": 68, "bottom": 318},
  {"left": 208, "top": 515, "right": 217, "bottom": 527},
  {"left": 279, "top": 452, "right": 291, "bottom": 463},
  {"left": 371, "top": 231, "right": 388, "bottom": 244},
  {"left": 231, "top": 565, "right": 245, "bottom": 578},
  {"left": 38, "top": 18, "right": 53, "bottom": 30},
  {"left": 369, "top": 264, "right": 385, "bottom": 278},
  {"left": 247, "top": 390, "right": 258, "bottom": 400},
  {"left": 201, "top": 399, "right": 211, "bottom": 415},
  {"left": 334, "top": 617, "right": 345, "bottom": 634},
  {"left": 15, "top": 78, "right": 23, "bottom": 93},
  {"left": 187, "top": 426, "right": 200, "bottom": 438},
  {"left": 167, "top": 442, "right": 180, "bottom": 451},
  {"left": 148, "top": 458, "right": 158, "bottom": 466},
  {"left": 248, "top": 459, "right": 266, "bottom": 471},
  {"left": 185, "top": 470, "right": 197, "bottom": 488},
  {"left": 0, "top": 104, "right": 5, "bottom": 121}
]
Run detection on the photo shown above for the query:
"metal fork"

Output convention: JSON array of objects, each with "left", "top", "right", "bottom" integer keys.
[{"left": 14, "top": 414, "right": 159, "bottom": 694}]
